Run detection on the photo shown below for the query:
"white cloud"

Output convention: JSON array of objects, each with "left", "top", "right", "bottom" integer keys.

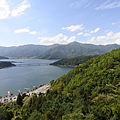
[
  {"left": 29, "top": 31, "right": 37, "bottom": 35},
  {"left": 77, "top": 28, "right": 100, "bottom": 37},
  {"left": 37, "top": 34, "right": 76, "bottom": 45},
  {"left": 62, "top": 24, "right": 84, "bottom": 32},
  {"left": 112, "top": 22, "right": 115, "bottom": 25},
  {"left": 83, "top": 33, "right": 91, "bottom": 37},
  {"left": 0, "top": 0, "right": 30, "bottom": 19},
  {"left": 14, "top": 28, "right": 37, "bottom": 35},
  {"left": 14, "top": 28, "right": 30, "bottom": 33},
  {"left": 96, "top": 0, "right": 120, "bottom": 10},
  {"left": 0, "top": 0, "right": 10, "bottom": 19},
  {"left": 115, "top": 39, "right": 120, "bottom": 44},
  {"left": 87, "top": 31, "right": 120, "bottom": 45},
  {"left": 11, "top": 0, "right": 30, "bottom": 17},
  {"left": 77, "top": 32, "right": 84, "bottom": 36},
  {"left": 71, "top": 0, "right": 93, "bottom": 9},
  {"left": 90, "top": 28, "right": 100, "bottom": 33}
]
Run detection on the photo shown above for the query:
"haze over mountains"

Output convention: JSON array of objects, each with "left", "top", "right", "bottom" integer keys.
[{"left": 0, "top": 42, "right": 120, "bottom": 59}]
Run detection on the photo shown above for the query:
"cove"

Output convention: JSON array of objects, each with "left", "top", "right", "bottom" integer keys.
[{"left": 0, "top": 59, "right": 72, "bottom": 96}]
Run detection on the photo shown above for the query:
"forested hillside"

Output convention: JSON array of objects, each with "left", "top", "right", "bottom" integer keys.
[
  {"left": 50, "top": 55, "right": 99, "bottom": 66},
  {"left": 0, "top": 48, "right": 120, "bottom": 120},
  {"left": 0, "top": 42, "right": 119, "bottom": 59},
  {"left": 39, "top": 42, "right": 120, "bottom": 59},
  {"left": 0, "top": 45, "right": 49, "bottom": 58}
]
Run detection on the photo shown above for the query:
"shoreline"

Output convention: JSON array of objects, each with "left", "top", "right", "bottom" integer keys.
[
  {"left": 27, "top": 83, "right": 50, "bottom": 95},
  {"left": 51, "top": 64, "right": 76, "bottom": 68},
  {"left": 0, "top": 83, "right": 51, "bottom": 103}
]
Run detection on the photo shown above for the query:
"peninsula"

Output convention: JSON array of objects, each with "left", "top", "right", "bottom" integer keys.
[{"left": 0, "top": 61, "right": 16, "bottom": 69}]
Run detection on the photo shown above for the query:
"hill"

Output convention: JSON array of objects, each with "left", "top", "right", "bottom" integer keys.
[
  {"left": 50, "top": 55, "right": 99, "bottom": 66},
  {"left": 1, "top": 48, "right": 120, "bottom": 120},
  {"left": 0, "top": 45, "right": 49, "bottom": 58},
  {"left": 0, "top": 42, "right": 119, "bottom": 59},
  {"left": 0, "top": 44, "right": 60, "bottom": 58},
  {"left": 38, "top": 42, "right": 120, "bottom": 59}
]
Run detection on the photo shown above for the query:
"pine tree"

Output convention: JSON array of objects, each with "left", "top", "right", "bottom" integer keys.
[{"left": 17, "top": 93, "right": 23, "bottom": 106}]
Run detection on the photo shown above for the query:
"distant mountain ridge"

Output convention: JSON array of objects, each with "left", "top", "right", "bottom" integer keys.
[
  {"left": 0, "top": 42, "right": 120, "bottom": 59},
  {"left": 38, "top": 42, "right": 120, "bottom": 59},
  {"left": 0, "top": 44, "right": 59, "bottom": 58}
]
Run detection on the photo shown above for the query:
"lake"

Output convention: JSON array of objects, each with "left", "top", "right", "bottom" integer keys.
[{"left": 0, "top": 59, "right": 72, "bottom": 97}]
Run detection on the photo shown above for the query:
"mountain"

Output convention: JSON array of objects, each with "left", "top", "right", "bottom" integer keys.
[
  {"left": 38, "top": 42, "right": 120, "bottom": 59},
  {"left": 0, "top": 42, "right": 119, "bottom": 59},
  {"left": 1, "top": 48, "right": 120, "bottom": 119},
  {"left": 0, "top": 45, "right": 48, "bottom": 58},
  {"left": 50, "top": 55, "right": 99, "bottom": 66},
  {"left": 0, "top": 44, "right": 60, "bottom": 58}
]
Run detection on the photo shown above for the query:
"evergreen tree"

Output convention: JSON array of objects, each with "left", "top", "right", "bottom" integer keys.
[{"left": 17, "top": 93, "right": 23, "bottom": 106}]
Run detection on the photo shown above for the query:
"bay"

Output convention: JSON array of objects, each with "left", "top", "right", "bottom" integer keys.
[{"left": 0, "top": 59, "right": 72, "bottom": 96}]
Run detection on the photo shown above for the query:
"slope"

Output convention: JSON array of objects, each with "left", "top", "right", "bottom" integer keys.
[
  {"left": 0, "top": 45, "right": 48, "bottom": 58},
  {"left": 51, "top": 47, "right": 120, "bottom": 119},
  {"left": 0, "top": 42, "right": 119, "bottom": 58},
  {"left": 1, "top": 48, "right": 120, "bottom": 120},
  {"left": 39, "top": 42, "right": 120, "bottom": 59},
  {"left": 50, "top": 55, "right": 99, "bottom": 66},
  {"left": 0, "top": 44, "right": 60, "bottom": 58}
]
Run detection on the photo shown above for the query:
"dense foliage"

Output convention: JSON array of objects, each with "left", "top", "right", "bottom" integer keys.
[
  {"left": 0, "top": 48, "right": 120, "bottom": 120},
  {"left": 50, "top": 55, "right": 99, "bottom": 66}
]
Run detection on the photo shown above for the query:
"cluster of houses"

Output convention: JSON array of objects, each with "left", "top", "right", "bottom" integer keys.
[
  {"left": 0, "top": 91, "right": 17, "bottom": 103},
  {"left": 0, "top": 83, "right": 51, "bottom": 104}
]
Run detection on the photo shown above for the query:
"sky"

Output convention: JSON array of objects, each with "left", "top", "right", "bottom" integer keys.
[{"left": 0, "top": 0, "right": 120, "bottom": 46}]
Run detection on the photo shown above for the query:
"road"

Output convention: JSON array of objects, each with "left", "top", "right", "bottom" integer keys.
[{"left": 0, "top": 83, "right": 50, "bottom": 103}]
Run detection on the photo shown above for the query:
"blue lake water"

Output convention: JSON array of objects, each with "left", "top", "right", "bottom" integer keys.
[{"left": 0, "top": 59, "right": 72, "bottom": 96}]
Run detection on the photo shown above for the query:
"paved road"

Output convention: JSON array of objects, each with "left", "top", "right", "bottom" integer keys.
[{"left": 0, "top": 83, "right": 50, "bottom": 103}]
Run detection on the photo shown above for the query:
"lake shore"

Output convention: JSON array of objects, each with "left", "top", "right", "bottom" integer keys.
[
  {"left": 26, "top": 83, "right": 50, "bottom": 95},
  {"left": 0, "top": 59, "right": 71, "bottom": 96},
  {"left": 0, "top": 83, "right": 51, "bottom": 103}
]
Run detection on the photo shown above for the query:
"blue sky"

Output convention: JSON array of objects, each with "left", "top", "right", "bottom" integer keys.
[{"left": 0, "top": 0, "right": 120, "bottom": 46}]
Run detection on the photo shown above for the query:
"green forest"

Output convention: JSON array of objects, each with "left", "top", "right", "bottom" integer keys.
[
  {"left": 0, "top": 48, "right": 120, "bottom": 120},
  {"left": 38, "top": 42, "right": 120, "bottom": 59},
  {"left": 50, "top": 55, "right": 99, "bottom": 66}
]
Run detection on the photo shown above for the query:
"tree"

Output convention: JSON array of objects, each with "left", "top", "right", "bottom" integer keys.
[
  {"left": 17, "top": 93, "right": 23, "bottom": 106},
  {"left": 0, "top": 107, "right": 10, "bottom": 120},
  {"left": 28, "top": 110, "right": 41, "bottom": 120}
]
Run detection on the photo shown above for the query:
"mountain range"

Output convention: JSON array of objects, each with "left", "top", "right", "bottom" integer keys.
[{"left": 0, "top": 42, "right": 120, "bottom": 59}]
